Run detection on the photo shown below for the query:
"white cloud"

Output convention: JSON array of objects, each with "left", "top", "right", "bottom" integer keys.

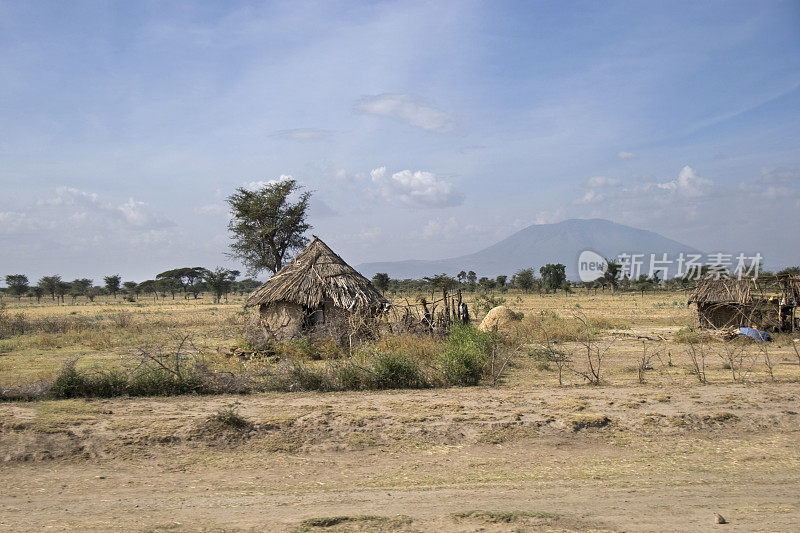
[
  {"left": 2, "top": 187, "right": 175, "bottom": 240},
  {"left": 656, "top": 165, "right": 710, "bottom": 196},
  {"left": 37, "top": 186, "right": 99, "bottom": 207},
  {"left": 584, "top": 176, "right": 621, "bottom": 188},
  {"left": 422, "top": 217, "right": 458, "bottom": 239},
  {"left": 370, "top": 166, "right": 463, "bottom": 208},
  {"left": 118, "top": 198, "right": 150, "bottom": 226},
  {"left": 355, "top": 94, "right": 455, "bottom": 133},
  {"left": 244, "top": 174, "right": 293, "bottom": 191},
  {"left": 0, "top": 211, "right": 30, "bottom": 235},
  {"left": 332, "top": 168, "right": 366, "bottom": 183},
  {"left": 617, "top": 151, "right": 636, "bottom": 160},
  {"left": 575, "top": 190, "right": 606, "bottom": 204},
  {"left": 738, "top": 167, "right": 800, "bottom": 200}
]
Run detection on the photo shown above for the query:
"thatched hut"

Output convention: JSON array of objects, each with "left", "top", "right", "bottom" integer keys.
[
  {"left": 688, "top": 275, "right": 799, "bottom": 332},
  {"left": 245, "top": 237, "right": 388, "bottom": 341}
]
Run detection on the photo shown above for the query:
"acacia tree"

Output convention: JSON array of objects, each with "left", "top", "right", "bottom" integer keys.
[
  {"left": 104, "top": 275, "right": 122, "bottom": 299},
  {"left": 69, "top": 279, "right": 93, "bottom": 303},
  {"left": 38, "top": 275, "right": 61, "bottom": 300},
  {"left": 515, "top": 268, "right": 536, "bottom": 293},
  {"left": 540, "top": 264, "right": 567, "bottom": 293},
  {"left": 466, "top": 271, "right": 477, "bottom": 290},
  {"left": 203, "top": 267, "right": 240, "bottom": 303},
  {"left": 55, "top": 280, "right": 70, "bottom": 304},
  {"left": 122, "top": 281, "right": 138, "bottom": 300},
  {"left": 496, "top": 275, "right": 508, "bottom": 289},
  {"left": 5, "top": 275, "right": 29, "bottom": 300},
  {"left": 372, "top": 273, "right": 390, "bottom": 294},
  {"left": 29, "top": 286, "right": 44, "bottom": 302},
  {"left": 227, "top": 179, "right": 312, "bottom": 276}
]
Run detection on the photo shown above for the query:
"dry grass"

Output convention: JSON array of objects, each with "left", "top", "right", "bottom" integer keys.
[{"left": 2, "top": 290, "right": 798, "bottom": 393}]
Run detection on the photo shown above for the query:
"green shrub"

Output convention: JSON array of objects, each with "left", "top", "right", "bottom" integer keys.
[
  {"left": 439, "top": 324, "right": 495, "bottom": 385},
  {"left": 291, "top": 337, "right": 320, "bottom": 360},
  {"left": 86, "top": 369, "right": 129, "bottom": 397},
  {"left": 51, "top": 363, "right": 131, "bottom": 399},
  {"left": 370, "top": 352, "right": 425, "bottom": 389},
  {"left": 50, "top": 361, "right": 88, "bottom": 398},
  {"left": 126, "top": 367, "right": 204, "bottom": 396},
  {"left": 335, "top": 362, "right": 367, "bottom": 390}
]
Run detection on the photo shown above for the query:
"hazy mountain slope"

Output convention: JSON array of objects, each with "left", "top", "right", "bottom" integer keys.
[{"left": 356, "top": 218, "right": 702, "bottom": 279}]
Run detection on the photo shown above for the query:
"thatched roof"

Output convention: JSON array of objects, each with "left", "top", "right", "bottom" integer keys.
[
  {"left": 245, "top": 237, "right": 388, "bottom": 310},
  {"left": 688, "top": 275, "right": 800, "bottom": 304}
]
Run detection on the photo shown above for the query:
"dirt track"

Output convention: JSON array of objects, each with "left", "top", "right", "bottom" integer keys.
[{"left": 2, "top": 384, "right": 799, "bottom": 531}]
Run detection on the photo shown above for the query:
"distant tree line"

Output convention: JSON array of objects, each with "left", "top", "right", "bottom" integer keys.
[
  {"left": 0, "top": 268, "right": 262, "bottom": 304},
  {"left": 370, "top": 264, "right": 800, "bottom": 297},
  {"left": 370, "top": 263, "right": 573, "bottom": 296}
]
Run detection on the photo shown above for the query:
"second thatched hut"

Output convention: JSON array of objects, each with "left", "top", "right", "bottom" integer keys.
[
  {"left": 245, "top": 237, "right": 388, "bottom": 341},
  {"left": 687, "top": 274, "right": 799, "bottom": 332}
]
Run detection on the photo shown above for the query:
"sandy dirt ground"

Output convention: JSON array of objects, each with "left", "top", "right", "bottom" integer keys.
[{"left": 2, "top": 383, "right": 799, "bottom": 532}]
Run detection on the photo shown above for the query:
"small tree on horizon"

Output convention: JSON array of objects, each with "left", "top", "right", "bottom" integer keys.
[
  {"left": 515, "top": 268, "right": 536, "bottom": 293},
  {"left": 122, "top": 281, "right": 138, "bottom": 300},
  {"left": 5, "top": 275, "right": 29, "bottom": 300},
  {"left": 29, "top": 286, "right": 44, "bottom": 303},
  {"left": 38, "top": 275, "right": 61, "bottom": 300},
  {"left": 104, "top": 275, "right": 122, "bottom": 299},
  {"left": 466, "top": 271, "right": 477, "bottom": 290},
  {"left": 203, "top": 267, "right": 240, "bottom": 303},
  {"left": 540, "top": 264, "right": 567, "bottom": 293},
  {"left": 372, "top": 273, "right": 390, "bottom": 294}
]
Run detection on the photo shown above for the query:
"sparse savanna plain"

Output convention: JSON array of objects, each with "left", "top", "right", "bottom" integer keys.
[{"left": 1, "top": 290, "right": 799, "bottom": 532}]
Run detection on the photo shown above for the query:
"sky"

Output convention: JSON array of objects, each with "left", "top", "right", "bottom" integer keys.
[{"left": 1, "top": 0, "right": 799, "bottom": 284}]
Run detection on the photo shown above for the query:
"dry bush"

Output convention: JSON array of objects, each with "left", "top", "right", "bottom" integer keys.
[
  {"left": 717, "top": 338, "right": 758, "bottom": 382},
  {"left": 760, "top": 341, "right": 775, "bottom": 381},
  {"left": 685, "top": 340, "right": 709, "bottom": 384},
  {"left": 570, "top": 312, "right": 614, "bottom": 385},
  {"left": 527, "top": 311, "right": 614, "bottom": 386},
  {"left": 637, "top": 341, "right": 666, "bottom": 384},
  {"left": 532, "top": 344, "right": 572, "bottom": 386}
]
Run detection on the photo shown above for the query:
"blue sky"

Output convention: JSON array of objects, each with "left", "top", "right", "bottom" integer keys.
[{"left": 1, "top": 0, "right": 799, "bottom": 282}]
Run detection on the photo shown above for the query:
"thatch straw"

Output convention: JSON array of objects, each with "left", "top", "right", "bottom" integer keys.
[{"left": 245, "top": 237, "right": 388, "bottom": 310}]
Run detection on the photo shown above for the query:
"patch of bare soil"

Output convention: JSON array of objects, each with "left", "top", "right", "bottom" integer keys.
[{"left": 1, "top": 384, "right": 799, "bottom": 531}]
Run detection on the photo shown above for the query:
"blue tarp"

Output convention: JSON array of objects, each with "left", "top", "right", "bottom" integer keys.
[{"left": 737, "top": 327, "right": 771, "bottom": 342}]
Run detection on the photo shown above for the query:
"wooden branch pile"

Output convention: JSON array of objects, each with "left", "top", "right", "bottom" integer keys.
[{"left": 384, "top": 289, "right": 469, "bottom": 334}]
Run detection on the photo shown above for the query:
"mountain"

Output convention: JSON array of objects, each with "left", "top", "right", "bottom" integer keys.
[{"left": 356, "top": 218, "right": 703, "bottom": 280}]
